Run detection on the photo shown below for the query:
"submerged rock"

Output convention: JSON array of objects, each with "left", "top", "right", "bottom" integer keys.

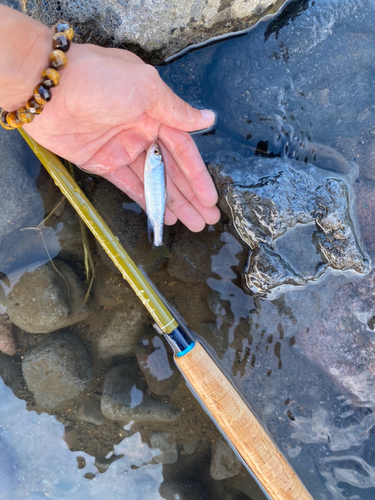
[
  {"left": 150, "top": 431, "right": 178, "bottom": 464},
  {"left": 295, "top": 269, "right": 375, "bottom": 407},
  {"left": 208, "top": 153, "right": 370, "bottom": 296},
  {"left": 22, "top": 333, "right": 92, "bottom": 409},
  {"left": 100, "top": 363, "right": 181, "bottom": 424},
  {"left": 210, "top": 439, "right": 242, "bottom": 480},
  {"left": 1, "top": 260, "right": 92, "bottom": 334},
  {"left": 93, "top": 304, "right": 148, "bottom": 359}
]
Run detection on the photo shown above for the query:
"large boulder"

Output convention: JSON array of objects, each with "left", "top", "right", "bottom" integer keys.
[{"left": 24, "top": 0, "right": 283, "bottom": 63}]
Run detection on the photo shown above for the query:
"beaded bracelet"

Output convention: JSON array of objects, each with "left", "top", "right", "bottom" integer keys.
[{"left": 0, "top": 20, "right": 74, "bottom": 130}]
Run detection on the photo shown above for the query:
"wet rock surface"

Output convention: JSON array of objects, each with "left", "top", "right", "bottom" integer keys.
[
  {"left": 22, "top": 333, "right": 92, "bottom": 409},
  {"left": 208, "top": 153, "right": 369, "bottom": 296},
  {"left": 1, "top": 260, "right": 92, "bottom": 334},
  {"left": 23, "top": 0, "right": 284, "bottom": 63},
  {"left": 100, "top": 363, "right": 181, "bottom": 424}
]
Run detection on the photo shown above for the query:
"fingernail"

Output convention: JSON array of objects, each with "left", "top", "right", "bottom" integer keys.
[{"left": 200, "top": 109, "right": 216, "bottom": 120}]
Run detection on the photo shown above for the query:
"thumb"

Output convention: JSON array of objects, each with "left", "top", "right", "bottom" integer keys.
[{"left": 145, "top": 67, "right": 216, "bottom": 132}]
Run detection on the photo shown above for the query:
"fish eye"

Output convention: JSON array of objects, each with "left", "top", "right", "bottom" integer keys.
[{"left": 153, "top": 147, "right": 161, "bottom": 156}]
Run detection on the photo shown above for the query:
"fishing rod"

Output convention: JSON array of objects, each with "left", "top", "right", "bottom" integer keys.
[{"left": 19, "top": 128, "right": 313, "bottom": 500}]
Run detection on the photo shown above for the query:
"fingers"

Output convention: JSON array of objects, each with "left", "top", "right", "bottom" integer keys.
[
  {"left": 144, "top": 65, "right": 216, "bottom": 132},
  {"left": 159, "top": 125, "right": 218, "bottom": 207},
  {"left": 79, "top": 129, "right": 148, "bottom": 175},
  {"left": 159, "top": 143, "right": 221, "bottom": 226}
]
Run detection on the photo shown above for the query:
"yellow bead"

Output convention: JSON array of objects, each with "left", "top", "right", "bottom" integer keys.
[
  {"left": 33, "top": 84, "right": 52, "bottom": 105},
  {"left": 17, "top": 106, "right": 35, "bottom": 123},
  {"left": 26, "top": 98, "right": 44, "bottom": 114},
  {"left": 64, "top": 27, "right": 74, "bottom": 41},
  {"left": 41, "top": 68, "right": 60, "bottom": 88},
  {"left": 6, "top": 111, "right": 23, "bottom": 128},
  {"left": 52, "top": 33, "right": 70, "bottom": 52},
  {"left": 0, "top": 110, "right": 14, "bottom": 130},
  {"left": 49, "top": 50, "right": 68, "bottom": 70}
]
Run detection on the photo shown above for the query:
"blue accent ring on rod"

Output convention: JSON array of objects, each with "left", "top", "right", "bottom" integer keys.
[{"left": 176, "top": 342, "right": 195, "bottom": 357}]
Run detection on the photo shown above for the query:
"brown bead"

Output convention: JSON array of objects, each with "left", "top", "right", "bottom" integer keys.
[
  {"left": 33, "top": 84, "right": 52, "bottom": 105},
  {"left": 49, "top": 50, "right": 68, "bottom": 70},
  {"left": 0, "top": 110, "right": 14, "bottom": 130},
  {"left": 64, "top": 27, "right": 74, "bottom": 41},
  {"left": 6, "top": 111, "right": 23, "bottom": 128},
  {"left": 52, "top": 33, "right": 70, "bottom": 52},
  {"left": 53, "top": 20, "right": 71, "bottom": 33},
  {"left": 17, "top": 106, "right": 34, "bottom": 123},
  {"left": 26, "top": 98, "right": 44, "bottom": 114},
  {"left": 41, "top": 68, "right": 60, "bottom": 88}
]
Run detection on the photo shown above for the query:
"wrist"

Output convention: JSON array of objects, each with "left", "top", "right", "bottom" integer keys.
[{"left": 0, "top": 6, "right": 52, "bottom": 111}]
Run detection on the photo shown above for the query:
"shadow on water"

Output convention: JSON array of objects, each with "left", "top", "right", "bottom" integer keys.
[{"left": 1, "top": 0, "right": 375, "bottom": 499}]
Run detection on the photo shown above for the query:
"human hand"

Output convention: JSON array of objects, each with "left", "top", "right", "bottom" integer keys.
[{"left": 22, "top": 43, "right": 220, "bottom": 231}]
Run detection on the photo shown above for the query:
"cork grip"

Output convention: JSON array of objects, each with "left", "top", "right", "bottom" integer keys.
[{"left": 175, "top": 342, "right": 313, "bottom": 500}]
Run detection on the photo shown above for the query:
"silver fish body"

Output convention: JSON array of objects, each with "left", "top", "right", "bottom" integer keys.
[{"left": 144, "top": 142, "right": 166, "bottom": 247}]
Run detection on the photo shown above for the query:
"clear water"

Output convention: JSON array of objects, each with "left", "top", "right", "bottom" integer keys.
[{"left": 1, "top": 0, "right": 375, "bottom": 499}]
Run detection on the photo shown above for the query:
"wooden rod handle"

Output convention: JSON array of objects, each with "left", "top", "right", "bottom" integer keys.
[{"left": 175, "top": 342, "right": 313, "bottom": 500}]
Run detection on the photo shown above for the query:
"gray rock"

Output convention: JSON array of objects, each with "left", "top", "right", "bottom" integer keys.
[
  {"left": 135, "top": 334, "right": 179, "bottom": 395},
  {"left": 208, "top": 153, "right": 370, "bottom": 296},
  {"left": 167, "top": 230, "right": 221, "bottom": 283},
  {"left": 0, "top": 128, "right": 62, "bottom": 275},
  {"left": 78, "top": 400, "right": 107, "bottom": 426},
  {"left": 0, "top": 323, "right": 16, "bottom": 356},
  {"left": 0, "top": 128, "right": 42, "bottom": 242},
  {"left": 159, "top": 480, "right": 207, "bottom": 500},
  {"left": 1, "top": 260, "right": 92, "bottom": 334},
  {"left": 150, "top": 431, "right": 178, "bottom": 464},
  {"left": 94, "top": 303, "right": 148, "bottom": 359},
  {"left": 101, "top": 363, "right": 181, "bottom": 424},
  {"left": 210, "top": 439, "right": 242, "bottom": 480},
  {"left": 25, "top": 0, "right": 280, "bottom": 63},
  {"left": 22, "top": 333, "right": 92, "bottom": 409}
]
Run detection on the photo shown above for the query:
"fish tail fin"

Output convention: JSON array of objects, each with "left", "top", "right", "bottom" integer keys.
[
  {"left": 145, "top": 243, "right": 171, "bottom": 268},
  {"left": 147, "top": 218, "right": 153, "bottom": 244},
  {"left": 152, "top": 243, "right": 171, "bottom": 259}
]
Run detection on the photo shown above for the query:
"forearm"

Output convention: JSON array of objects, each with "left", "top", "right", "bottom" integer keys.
[{"left": 0, "top": 5, "right": 51, "bottom": 110}]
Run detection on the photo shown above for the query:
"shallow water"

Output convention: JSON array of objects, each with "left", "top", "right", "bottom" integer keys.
[{"left": 1, "top": 0, "right": 375, "bottom": 499}]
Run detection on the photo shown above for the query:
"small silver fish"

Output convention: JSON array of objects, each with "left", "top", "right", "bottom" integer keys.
[{"left": 144, "top": 141, "right": 166, "bottom": 247}]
